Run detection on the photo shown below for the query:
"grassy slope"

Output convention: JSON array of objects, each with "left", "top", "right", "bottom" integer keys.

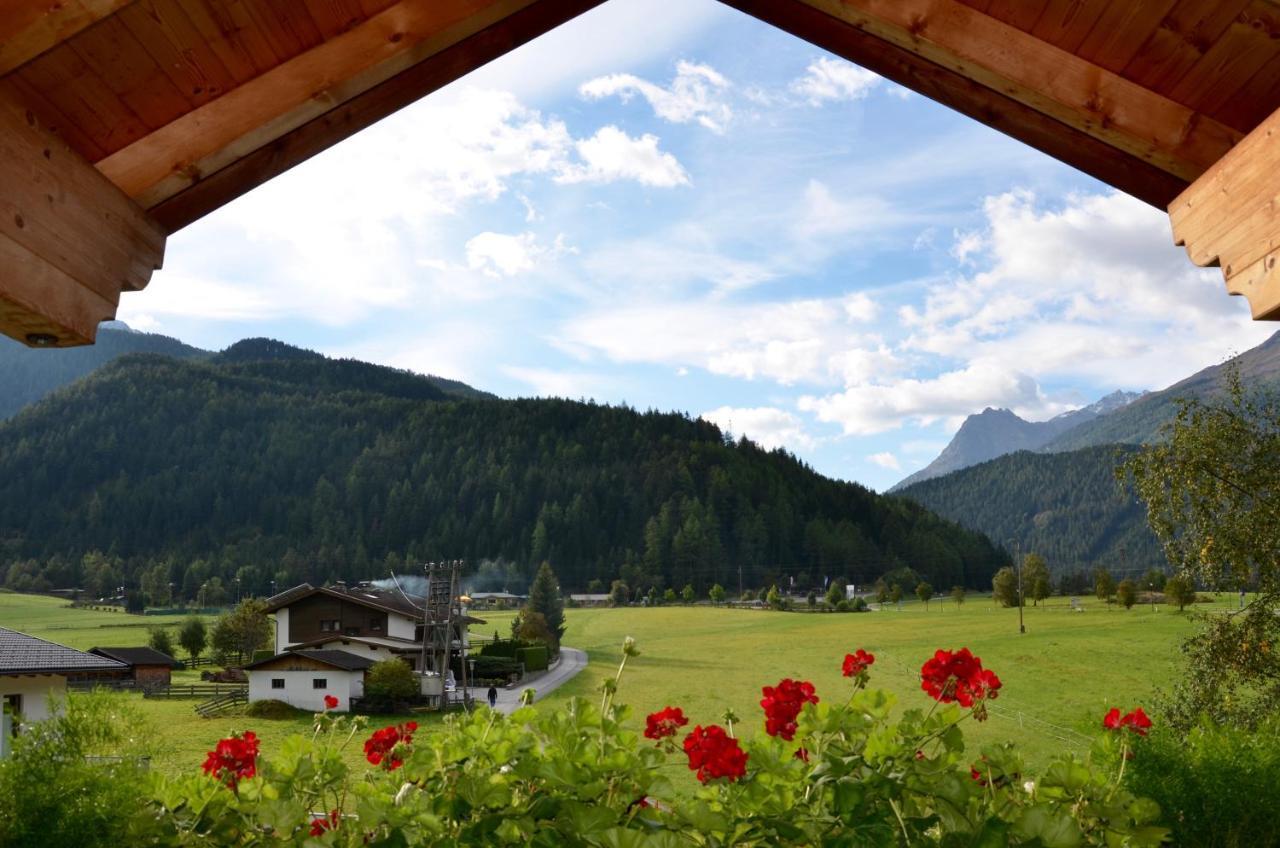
[
  {"left": 494, "top": 597, "right": 1230, "bottom": 767},
  {"left": 1, "top": 592, "right": 1236, "bottom": 776}
]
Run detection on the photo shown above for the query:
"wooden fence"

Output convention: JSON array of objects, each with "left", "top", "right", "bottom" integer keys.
[{"left": 144, "top": 683, "right": 248, "bottom": 700}]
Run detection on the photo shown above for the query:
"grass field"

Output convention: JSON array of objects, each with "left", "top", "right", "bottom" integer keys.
[{"left": 0, "top": 590, "right": 1239, "bottom": 776}]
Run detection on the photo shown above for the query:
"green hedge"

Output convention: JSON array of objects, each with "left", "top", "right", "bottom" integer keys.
[
  {"left": 518, "top": 645, "right": 549, "bottom": 672},
  {"left": 480, "top": 639, "right": 521, "bottom": 659},
  {"left": 472, "top": 655, "right": 520, "bottom": 679}
]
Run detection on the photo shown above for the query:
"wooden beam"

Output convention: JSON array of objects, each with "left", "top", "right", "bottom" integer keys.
[
  {"left": 0, "top": 87, "right": 165, "bottom": 346},
  {"left": 147, "top": 0, "right": 604, "bottom": 232},
  {"left": 97, "top": 0, "right": 588, "bottom": 212},
  {"left": 721, "top": 0, "right": 1240, "bottom": 207},
  {"left": 1170, "top": 106, "right": 1280, "bottom": 320},
  {"left": 0, "top": 0, "right": 139, "bottom": 75}
]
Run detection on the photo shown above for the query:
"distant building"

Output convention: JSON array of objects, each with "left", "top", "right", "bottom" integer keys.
[
  {"left": 465, "top": 591, "right": 527, "bottom": 608},
  {"left": 569, "top": 594, "right": 610, "bottom": 606},
  {"left": 89, "top": 646, "right": 181, "bottom": 688},
  {"left": 248, "top": 581, "right": 483, "bottom": 711},
  {"left": 244, "top": 649, "right": 374, "bottom": 713},
  {"left": 0, "top": 627, "right": 125, "bottom": 740}
]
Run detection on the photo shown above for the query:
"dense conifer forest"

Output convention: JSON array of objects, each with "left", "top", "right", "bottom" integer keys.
[
  {"left": 0, "top": 344, "right": 1008, "bottom": 601},
  {"left": 896, "top": 446, "right": 1166, "bottom": 575}
]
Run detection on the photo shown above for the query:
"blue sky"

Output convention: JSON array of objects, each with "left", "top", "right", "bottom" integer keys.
[{"left": 117, "top": 0, "right": 1273, "bottom": 491}]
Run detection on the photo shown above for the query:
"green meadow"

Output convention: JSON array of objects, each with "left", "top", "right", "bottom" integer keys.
[{"left": 0, "top": 590, "right": 1239, "bottom": 775}]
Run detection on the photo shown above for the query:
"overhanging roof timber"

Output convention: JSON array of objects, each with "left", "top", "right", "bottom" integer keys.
[{"left": 2, "top": 0, "right": 1280, "bottom": 347}]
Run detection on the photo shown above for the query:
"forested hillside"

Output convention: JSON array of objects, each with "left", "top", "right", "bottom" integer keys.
[
  {"left": 0, "top": 348, "right": 1007, "bottom": 601},
  {"left": 896, "top": 445, "right": 1165, "bottom": 575},
  {"left": 0, "top": 325, "right": 204, "bottom": 420}
]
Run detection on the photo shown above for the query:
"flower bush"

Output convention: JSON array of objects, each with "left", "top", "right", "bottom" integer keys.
[{"left": 134, "top": 641, "right": 1170, "bottom": 846}]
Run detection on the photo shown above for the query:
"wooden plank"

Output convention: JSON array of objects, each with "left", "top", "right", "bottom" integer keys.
[
  {"left": 98, "top": 0, "right": 546, "bottom": 208},
  {"left": 114, "top": 0, "right": 240, "bottom": 109},
  {"left": 1120, "top": 0, "right": 1250, "bottom": 93},
  {"left": 16, "top": 44, "right": 150, "bottom": 155},
  {"left": 1167, "top": 1, "right": 1280, "bottom": 118},
  {"left": 783, "top": 0, "right": 1242, "bottom": 183},
  {"left": 178, "top": 0, "right": 283, "bottom": 79},
  {"left": 0, "top": 88, "right": 166, "bottom": 346},
  {"left": 1215, "top": 52, "right": 1280, "bottom": 131},
  {"left": 1074, "top": 0, "right": 1178, "bottom": 75},
  {"left": 0, "top": 232, "right": 119, "bottom": 347},
  {"left": 0, "top": 0, "right": 139, "bottom": 75},
  {"left": 977, "top": 0, "right": 1045, "bottom": 34},
  {"left": 149, "top": 0, "right": 605, "bottom": 231},
  {"left": 1170, "top": 105, "right": 1280, "bottom": 321},
  {"left": 1029, "top": 0, "right": 1106, "bottom": 54},
  {"left": 68, "top": 14, "right": 192, "bottom": 127},
  {"left": 720, "top": 0, "right": 1190, "bottom": 209}
]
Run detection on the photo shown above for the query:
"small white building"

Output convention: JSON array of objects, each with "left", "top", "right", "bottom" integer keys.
[
  {"left": 0, "top": 627, "right": 126, "bottom": 747},
  {"left": 244, "top": 649, "right": 374, "bottom": 713}
]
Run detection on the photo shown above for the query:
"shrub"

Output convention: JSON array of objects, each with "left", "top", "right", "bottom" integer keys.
[
  {"left": 138, "top": 641, "right": 1170, "bottom": 846},
  {"left": 850, "top": 596, "right": 868, "bottom": 612},
  {"left": 835, "top": 599, "right": 851, "bottom": 612},
  {"left": 364, "top": 659, "right": 418, "bottom": 701},
  {"left": 0, "top": 692, "right": 154, "bottom": 848},
  {"left": 148, "top": 625, "right": 174, "bottom": 656},
  {"left": 473, "top": 655, "right": 520, "bottom": 679},
  {"left": 244, "top": 699, "right": 308, "bottom": 719},
  {"left": 1125, "top": 718, "right": 1280, "bottom": 847},
  {"left": 517, "top": 644, "right": 549, "bottom": 672}
]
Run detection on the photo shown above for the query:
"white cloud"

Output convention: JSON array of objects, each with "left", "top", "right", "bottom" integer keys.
[
  {"left": 791, "top": 57, "right": 883, "bottom": 105},
  {"left": 502, "top": 365, "right": 602, "bottom": 397},
  {"left": 560, "top": 293, "right": 891, "bottom": 386},
  {"left": 950, "top": 229, "right": 984, "bottom": 264},
  {"left": 465, "top": 232, "right": 539, "bottom": 277},
  {"left": 580, "top": 60, "right": 733, "bottom": 132},
  {"left": 700, "top": 406, "right": 815, "bottom": 451},
  {"left": 799, "top": 360, "right": 1061, "bottom": 436},
  {"left": 868, "top": 451, "right": 901, "bottom": 470},
  {"left": 557, "top": 126, "right": 690, "bottom": 187}
]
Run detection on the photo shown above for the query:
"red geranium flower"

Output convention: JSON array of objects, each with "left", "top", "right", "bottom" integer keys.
[
  {"left": 309, "top": 809, "right": 340, "bottom": 837},
  {"left": 794, "top": 747, "right": 810, "bottom": 763},
  {"left": 644, "top": 706, "right": 689, "bottom": 741},
  {"left": 682, "top": 724, "right": 748, "bottom": 783},
  {"left": 760, "top": 678, "right": 819, "bottom": 741},
  {"left": 842, "top": 649, "right": 875, "bottom": 678},
  {"left": 201, "top": 730, "right": 259, "bottom": 790},
  {"left": 364, "top": 721, "right": 417, "bottom": 770},
  {"left": 920, "top": 648, "right": 1002, "bottom": 710},
  {"left": 1103, "top": 706, "right": 1152, "bottom": 736},
  {"left": 323, "top": 694, "right": 339, "bottom": 710}
]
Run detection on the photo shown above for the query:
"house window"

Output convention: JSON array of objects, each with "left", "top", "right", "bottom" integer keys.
[
  {"left": 320, "top": 619, "right": 340, "bottom": 632},
  {"left": 370, "top": 617, "right": 382, "bottom": 631},
  {"left": 271, "top": 678, "right": 285, "bottom": 689},
  {"left": 312, "top": 678, "right": 328, "bottom": 689}
]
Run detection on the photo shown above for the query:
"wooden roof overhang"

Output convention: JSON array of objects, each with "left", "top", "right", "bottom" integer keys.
[{"left": 2, "top": 0, "right": 1280, "bottom": 347}]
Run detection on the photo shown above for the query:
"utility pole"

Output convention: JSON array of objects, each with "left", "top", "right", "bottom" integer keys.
[
  {"left": 1017, "top": 553, "right": 1025, "bottom": 634},
  {"left": 737, "top": 562, "right": 743, "bottom": 600}
]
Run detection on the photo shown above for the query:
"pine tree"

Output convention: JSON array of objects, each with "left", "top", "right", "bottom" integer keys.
[{"left": 527, "top": 562, "right": 566, "bottom": 643}]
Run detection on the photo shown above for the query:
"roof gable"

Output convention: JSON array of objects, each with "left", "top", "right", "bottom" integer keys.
[
  {"left": 0, "top": 627, "right": 127, "bottom": 675},
  {"left": 90, "top": 646, "right": 181, "bottom": 668}
]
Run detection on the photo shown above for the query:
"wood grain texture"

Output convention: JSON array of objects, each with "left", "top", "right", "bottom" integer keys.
[
  {"left": 0, "top": 0, "right": 139, "bottom": 75},
  {"left": 148, "top": 0, "right": 605, "bottom": 231},
  {"left": 1170, "top": 105, "right": 1280, "bottom": 321},
  {"left": 0, "top": 87, "right": 165, "bottom": 345}
]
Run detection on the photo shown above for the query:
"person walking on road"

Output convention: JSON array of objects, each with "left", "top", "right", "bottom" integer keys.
[{"left": 487, "top": 685, "right": 498, "bottom": 709}]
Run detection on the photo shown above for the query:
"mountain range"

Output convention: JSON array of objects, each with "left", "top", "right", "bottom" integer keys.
[
  {"left": 894, "top": 331, "right": 1280, "bottom": 575},
  {"left": 0, "top": 333, "right": 1007, "bottom": 601}
]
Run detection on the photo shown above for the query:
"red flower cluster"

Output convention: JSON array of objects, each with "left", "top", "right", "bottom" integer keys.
[
  {"left": 364, "top": 721, "right": 417, "bottom": 770},
  {"left": 842, "top": 649, "right": 875, "bottom": 678},
  {"left": 794, "top": 747, "right": 810, "bottom": 763},
  {"left": 309, "top": 809, "right": 340, "bottom": 837},
  {"left": 682, "top": 725, "right": 748, "bottom": 783},
  {"left": 644, "top": 706, "right": 689, "bottom": 741},
  {"left": 201, "top": 731, "right": 259, "bottom": 790},
  {"left": 919, "top": 648, "right": 1002, "bottom": 710},
  {"left": 760, "top": 678, "right": 819, "bottom": 741},
  {"left": 1103, "top": 707, "right": 1152, "bottom": 736},
  {"left": 323, "top": 694, "right": 339, "bottom": 710}
]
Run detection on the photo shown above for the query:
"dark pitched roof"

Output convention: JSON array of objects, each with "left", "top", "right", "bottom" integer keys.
[
  {"left": 263, "top": 582, "right": 485, "bottom": 626},
  {"left": 90, "top": 647, "right": 181, "bottom": 668},
  {"left": 263, "top": 583, "right": 422, "bottom": 618},
  {"left": 244, "top": 649, "right": 376, "bottom": 672},
  {"left": 0, "top": 627, "right": 127, "bottom": 676}
]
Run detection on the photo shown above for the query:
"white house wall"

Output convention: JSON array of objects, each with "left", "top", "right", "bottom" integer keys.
[
  {"left": 0, "top": 675, "right": 66, "bottom": 723},
  {"left": 248, "top": 669, "right": 361, "bottom": 712},
  {"left": 386, "top": 613, "right": 415, "bottom": 641},
  {"left": 274, "top": 608, "right": 291, "bottom": 652}
]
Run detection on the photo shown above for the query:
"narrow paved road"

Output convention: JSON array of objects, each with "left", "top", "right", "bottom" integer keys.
[{"left": 468, "top": 647, "right": 587, "bottom": 714}]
